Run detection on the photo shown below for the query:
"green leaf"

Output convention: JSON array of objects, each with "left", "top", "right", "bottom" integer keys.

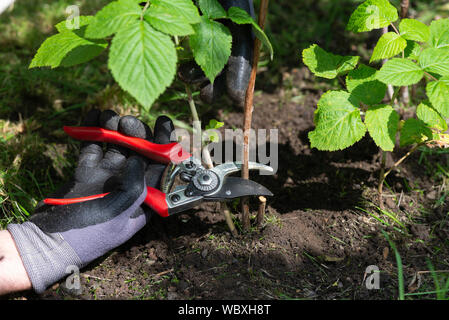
[
  {"left": 189, "top": 16, "right": 232, "bottom": 83},
  {"left": 404, "top": 40, "right": 422, "bottom": 60},
  {"left": 417, "top": 101, "right": 448, "bottom": 132},
  {"left": 370, "top": 32, "right": 407, "bottom": 62},
  {"left": 205, "top": 119, "right": 225, "bottom": 130},
  {"left": 347, "top": 0, "right": 398, "bottom": 33},
  {"left": 426, "top": 77, "right": 449, "bottom": 118},
  {"left": 399, "top": 19, "right": 430, "bottom": 43},
  {"left": 346, "top": 64, "right": 387, "bottom": 105},
  {"left": 302, "top": 44, "right": 360, "bottom": 79},
  {"left": 227, "top": 6, "right": 273, "bottom": 60},
  {"left": 30, "top": 25, "right": 108, "bottom": 68},
  {"left": 400, "top": 118, "right": 433, "bottom": 147},
  {"left": 108, "top": 20, "right": 177, "bottom": 109},
  {"left": 429, "top": 19, "right": 449, "bottom": 49},
  {"left": 365, "top": 105, "right": 399, "bottom": 151},
  {"left": 309, "top": 91, "right": 366, "bottom": 151},
  {"left": 145, "top": 0, "right": 201, "bottom": 36},
  {"left": 419, "top": 47, "right": 449, "bottom": 76},
  {"left": 205, "top": 119, "right": 225, "bottom": 142},
  {"left": 55, "top": 15, "right": 93, "bottom": 33},
  {"left": 377, "top": 58, "right": 424, "bottom": 86},
  {"left": 198, "top": 0, "right": 227, "bottom": 19},
  {"left": 85, "top": 0, "right": 142, "bottom": 39}
]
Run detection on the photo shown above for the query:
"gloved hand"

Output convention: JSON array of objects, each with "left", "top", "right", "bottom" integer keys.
[
  {"left": 179, "top": 0, "right": 255, "bottom": 108},
  {"left": 6, "top": 110, "right": 175, "bottom": 294}
]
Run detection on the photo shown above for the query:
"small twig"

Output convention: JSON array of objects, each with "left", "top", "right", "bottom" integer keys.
[
  {"left": 151, "top": 268, "right": 174, "bottom": 279},
  {"left": 424, "top": 71, "right": 438, "bottom": 82},
  {"left": 378, "top": 151, "right": 387, "bottom": 210},
  {"left": 390, "top": 22, "right": 400, "bottom": 35},
  {"left": 256, "top": 196, "right": 267, "bottom": 228},
  {"left": 384, "top": 143, "right": 422, "bottom": 179},
  {"left": 82, "top": 274, "right": 112, "bottom": 282},
  {"left": 221, "top": 203, "right": 238, "bottom": 238}
]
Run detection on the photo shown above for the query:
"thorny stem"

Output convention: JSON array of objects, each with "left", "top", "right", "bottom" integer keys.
[{"left": 241, "top": 0, "right": 270, "bottom": 231}]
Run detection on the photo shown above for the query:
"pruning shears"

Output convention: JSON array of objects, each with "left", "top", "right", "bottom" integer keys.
[{"left": 44, "top": 126, "right": 274, "bottom": 217}]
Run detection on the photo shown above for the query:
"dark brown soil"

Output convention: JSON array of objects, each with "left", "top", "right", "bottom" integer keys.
[{"left": 9, "top": 68, "right": 449, "bottom": 301}]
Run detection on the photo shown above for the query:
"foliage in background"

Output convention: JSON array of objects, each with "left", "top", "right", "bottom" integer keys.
[
  {"left": 29, "top": 0, "right": 272, "bottom": 111},
  {"left": 303, "top": 0, "right": 449, "bottom": 153}
]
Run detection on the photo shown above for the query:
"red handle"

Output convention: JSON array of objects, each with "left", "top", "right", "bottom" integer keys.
[
  {"left": 44, "top": 187, "right": 170, "bottom": 217},
  {"left": 64, "top": 126, "right": 191, "bottom": 164}
]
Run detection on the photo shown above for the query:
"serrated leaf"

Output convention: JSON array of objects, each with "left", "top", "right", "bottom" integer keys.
[
  {"left": 370, "top": 32, "right": 407, "bottom": 62},
  {"left": 346, "top": 64, "right": 387, "bottom": 106},
  {"left": 144, "top": 0, "right": 200, "bottom": 36},
  {"left": 426, "top": 77, "right": 449, "bottom": 118},
  {"left": 151, "top": 0, "right": 201, "bottom": 24},
  {"left": 404, "top": 40, "right": 422, "bottom": 60},
  {"left": 302, "top": 44, "right": 360, "bottom": 79},
  {"left": 419, "top": 47, "right": 449, "bottom": 76},
  {"left": 309, "top": 91, "right": 366, "bottom": 151},
  {"left": 417, "top": 101, "right": 448, "bottom": 131},
  {"left": 400, "top": 118, "right": 433, "bottom": 147},
  {"left": 429, "top": 19, "right": 449, "bottom": 49},
  {"left": 55, "top": 15, "right": 93, "bottom": 33},
  {"left": 347, "top": 0, "right": 399, "bottom": 33},
  {"left": 377, "top": 58, "right": 424, "bottom": 86},
  {"left": 365, "top": 105, "right": 399, "bottom": 151},
  {"left": 198, "top": 0, "right": 227, "bottom": 19},
  {"left": 227, "top": 6, "right": 273, "bottom": 60},
  {"left": 85, "top": 0, "right": 141, "bottom": 39},
  {"left": 399, "top": 19, "right": 430, "bottom": 43},
  {"left": 189, "top": 16, "right": 232, "bottom": 83},
  {"left": 108, "top": 20, "right": 177, "bottom": 109},
  {"left": 29, "top": 25, "right": 108, "bottom": 68}
]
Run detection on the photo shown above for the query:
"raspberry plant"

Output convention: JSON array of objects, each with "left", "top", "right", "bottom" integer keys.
[
  {"left": 29, "top": 0, "right": 272, "bottom": 111},
  {"left": 302, "top": 0, "right": 449, "bottom": 205}
]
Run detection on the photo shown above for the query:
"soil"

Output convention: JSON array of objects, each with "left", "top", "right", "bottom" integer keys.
[{"left": 6, "top": 68, "right": 449, "bottom": 301}]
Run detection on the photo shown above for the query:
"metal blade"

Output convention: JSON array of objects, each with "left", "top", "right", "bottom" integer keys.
[
  {"left": 206, "top": 177, "right": 273, "bottom": 200},
  {"left": 212, "top": 161, "right": 274, "bottom": 177}
]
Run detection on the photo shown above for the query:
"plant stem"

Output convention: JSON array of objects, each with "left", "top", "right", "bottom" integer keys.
[
  {"left": 378, "top": 151, "right": 387, "bottom": 210},
  {"left": 384, "top": 143, "right": 422, "bottom": 179},
  {"left": 141, "top": 1, "right": 150, "bottom": 20},
  {"left": 256, "top": 196, "right": 267, "bottom": 228},
  {"left": 390, "top": 22, "right": 400, "bottom": 35},
  {"left": 184, "top": 83, "right": 237, "bottom": 233},
  {"left": 400, "top": 0, "right": 410, "bottom": 19},
  {"left": 241, "top": 0, "right": 270, "bottom": 232},
  {"left": 424, "top": 71, "right": 438, "bottom": 82}
]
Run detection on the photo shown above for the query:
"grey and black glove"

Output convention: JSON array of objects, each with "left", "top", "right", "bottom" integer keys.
[{"left": 7, "top": 110, "right": 175, "bottom": 294}]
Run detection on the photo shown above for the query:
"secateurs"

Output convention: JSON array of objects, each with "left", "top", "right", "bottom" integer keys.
[{"left": 44, "top": 126, "right": 273, "bottom": 217}]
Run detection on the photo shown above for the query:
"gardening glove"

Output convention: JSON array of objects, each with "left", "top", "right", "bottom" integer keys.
[
  {"left": 179, "top": 0, "right": 255, "bottom": 108},
  {"left": 6, "top": 110, "right": 175, "bottom": 294}
]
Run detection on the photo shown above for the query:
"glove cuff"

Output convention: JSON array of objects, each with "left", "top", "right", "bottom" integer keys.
[{"left": 7, "top": 222, "right": 82, "bottom": 294}]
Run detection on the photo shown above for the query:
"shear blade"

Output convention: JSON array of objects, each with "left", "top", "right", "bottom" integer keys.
[{"left": 208, "top": 177, "right": 273, "bottom": 200}]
